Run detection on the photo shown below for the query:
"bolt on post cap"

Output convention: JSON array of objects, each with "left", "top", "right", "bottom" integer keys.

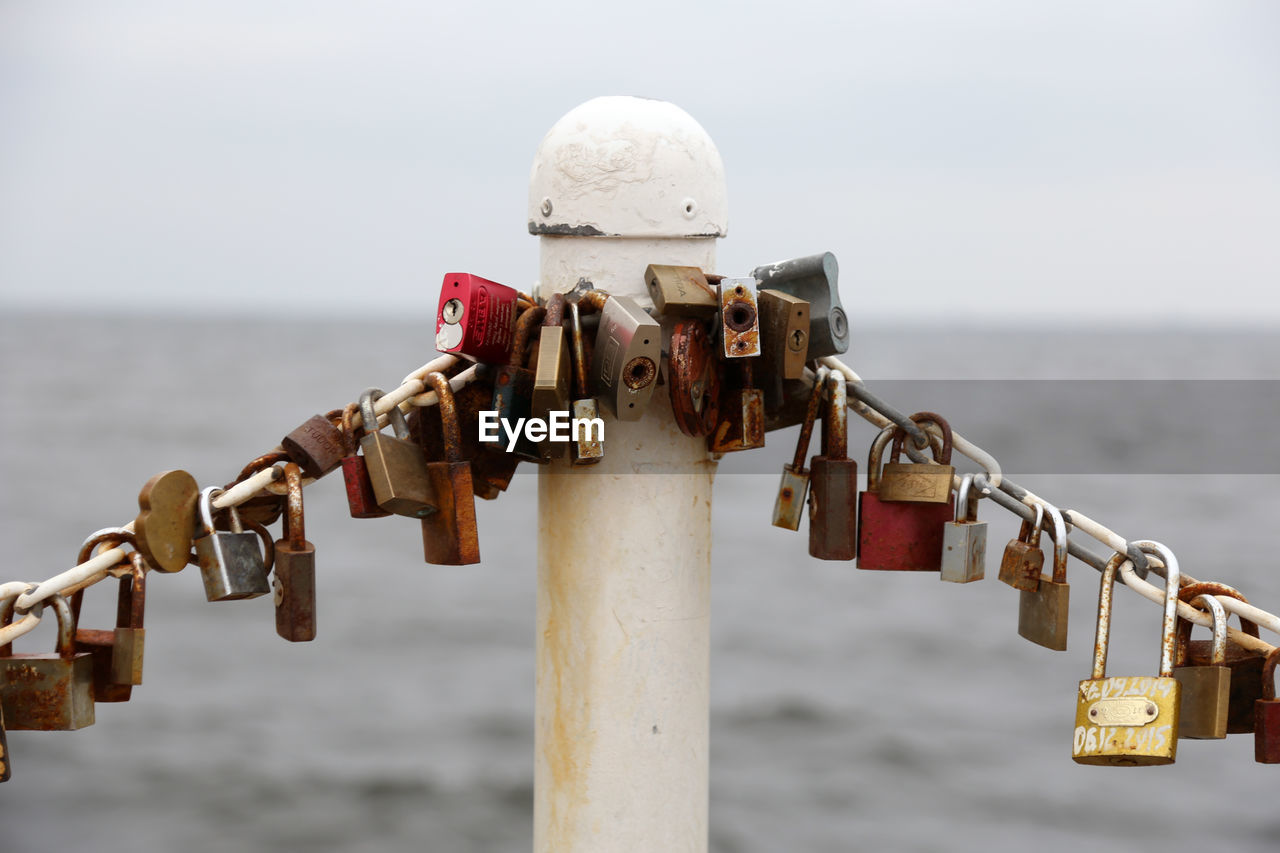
[{"left": 528, "top": 96, "right": 728, "bottom": 239}]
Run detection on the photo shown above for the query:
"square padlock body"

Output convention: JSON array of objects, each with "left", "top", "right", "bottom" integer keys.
[
  {"left": 436, "top": 273, "right": 520, "bottom": 363},
  {"left": 0, "top": 654, "right": 95, "bottom": 730},
  {"left": 857, "top": 493, "right": 954, "bottom": 571},
  {"left": 1073, "top": 676, "right": 1180, "bottom": 765}
]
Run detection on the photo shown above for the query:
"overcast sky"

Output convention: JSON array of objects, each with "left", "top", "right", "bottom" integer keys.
[{"left": 2, "top": 1, "right": 1277, "bottom": 324}]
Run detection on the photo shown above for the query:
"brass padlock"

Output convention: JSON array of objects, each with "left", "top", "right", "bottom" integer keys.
[
  {"left": 998, "top": 503, "right": 1045, "bottom": 592},
  {"left": 1073, "top": 543, "right": 1182, "bottom": 765},
  {"left": 878, "top": 412, "right": 955, "bottom": 503},
  {"left": 1177, "top": 582, "right": 1266, "bottom": 734},
  {"left": 717, "top": 277, "right": 761, "bottom": 359},
  {"left": 1, "top": 594, "right": 95, "bottom": 731},
  {"left": 940, "top": 474, "right": 987, "bottom": 584},
  {"left": 340, "top": 402, "right": 392, "bottom": 519},
  {"left": 772, "top": 367, "right": 826, "bottom": 530},
  {"left": 567, "top": 301, "right": 604, "bottom": 464},
  {"left": 1018, "top": 504, "right": 1071, "bottom": 650},
  {"left": 645, "top": 264, "right": 718, "bottom": 319},
  {"left": 281, "top": 412, "right": 346, "bottom": 479},
  {"left": 532, "top": 294, "right": 572, "bottom": 459},
  {"left": 134, "top": 469, "right": 199, "bottom": 574},
  {"left": 808, "top": 375, "right": 858, "bottom": 560},
  {"left": 421, "top": 372, "right": 481, "bottom": 565},
  {"left": 274, "top": 463, "right": 317, "bottom": 643},
  {"left": 195, "top": 486, "right": 270, "bottom": 602},
  {"left": 757, "top": 289, "right": 809, "bottom": 382},
  {"left": 1172, "top": 592, "right": 1230, "bottom": 739},
  {"left": 360, "top": 388, "right": 436, "bottom": 518}
]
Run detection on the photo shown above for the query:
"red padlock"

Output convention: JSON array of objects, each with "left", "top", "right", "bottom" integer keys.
[
  {"left": 1257, "top": 646, "right": 1280, "bottom": 764},
  {"left": 435, "top": 273, "right": 520, "bottom": 364},
  {"left": 857, "top": 414, "right": 955, "bottom": 571}
]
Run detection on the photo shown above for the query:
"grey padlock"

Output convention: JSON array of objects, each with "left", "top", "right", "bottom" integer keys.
[
  {"left": 194, "top": 486, "right": 270, "bottom": 602},
  {"left": 589, "top": 294, "right": 661, "bottom": 421},
  {"left": 751, "top": 252, "right": 848, "bottom": 359},
  {"left": 940, "top": 474, "right": 987, "bottom": 583}
]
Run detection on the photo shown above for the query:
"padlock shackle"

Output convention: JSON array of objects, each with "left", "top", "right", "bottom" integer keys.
[
  {"left": 1132, "top": 540, "right": 1182, "bottom": 679},
  {"left": 955, "top": 474, "right": 981, "bottom": 523},
  {"left": 198, "top": 486, "right": 245, "bottom": 536},
  {"left": 821, "top": 374, "right": 848, "bottom": 461},
  {"left": 1018, "top": 503, "right": 1045, "bottom": 547},
  {"left": 118, "top": 551, "right": 148, "bottom": 630},
  {"left": 76, "top": 527, "right": 137, "bottom": 567},
  {"left": 543, "top": 292, "right": 566, "bottom": 328},
  {"left": 511, "top": 304, "right": 546, "bottom": 370},
  {"left": 1044, "top": 504, "right": 1069, "bottom": 584},
  {"left": 1263, "top": 646, "right": 1279, "bottom": 701},
  {"left": 1177, "top": 582, "right": 1260, "bottom": 638},
  {"left": 424, "top": 372, "right": 464, "bottom": 464},
  {"left": 340, "top": 402, "right": 360, "bottom": 457},
  {"left": 866, "top": 423, "right": 897, "bottom": 492},
  {"left": 889, "top": 411, "right": 953, "bottom": 466},
  {"left": 282, "top": 463, "right": 305, "bottom": 550},
  {"left": 359, "top": 387, "right": 411, "bottom": 441},
  {"left": 228, "top": 450, "right": 291, "bottom": 491},
  {"left": 1089, "top": 551, "right": 1129, "bottom": 681},
  {"left": 1176, "top": 593, "right": 1227, "bottom": 667},
  {"left": 568, "top": 300, "right": 591, "bottom": 399},
  {"left": 790, "top": 366, "right": 828, "bottom": 471}
]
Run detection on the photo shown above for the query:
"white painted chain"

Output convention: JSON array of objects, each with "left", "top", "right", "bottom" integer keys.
[
  {"left": 0, "top": 354, "right": 465, "bottom": 648},
  {"left": 823, "top": 355, "right": 1277, "bottom": 655}
]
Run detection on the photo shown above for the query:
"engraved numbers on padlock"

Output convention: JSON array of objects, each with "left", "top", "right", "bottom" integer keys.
[
  {"left": 194, "top": 486, "right": 270, "bottom": 602},
  {"left": 940, "top": 474, "right": 987, "bottom": 583},
  {"left": 1072, "top": 543, "right": 1183, "bottom": 765}
]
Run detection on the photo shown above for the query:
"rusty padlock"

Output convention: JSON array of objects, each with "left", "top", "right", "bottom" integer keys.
[
  {"left": 772, "top": 366, "right": 826, "bottom": 530},
  {"left": 1177, "top": 582, "right": 1266, "bottom": 735},
  {"left": 998, "top": 503, "right": 1046, "bottom": 592},
  {"left": 808, "top": 374, "right": 857, "bottom": 560},
  {"left": 280, "top": 412, "right": 346, "bottom": 479},
  {"left": 69, "top": 529, "right": 139, "bottom": 702},
  {"left": 708, "top": 359, "right": 765, "bottom": 454},
  {"left": 669, "top": 318, "right": 721, "bottom": 438},
  {"left": 1256, "top": 646, "right": 1280, "bottom": 763},
  {"left": 717, "top": 277, "right": 761, "bottom": 359},
  {"left": 274, "top": 463, "right": 317, "bottom": 643},
  {"left": 227, "top": 452, "right": 288, "bottom": 528},
  {"left": 857, "top": 416, "right": 955, "bottom": 572},
  {"left": 1, "top": 594, "right": 95, "bottom": 731},
  {"left": 568, "top": 300, "right": 604, "bottom": 464},
  {"left": 339, "top": 402, "right": 391, "bottom": 519},
  {"left": 491, "top": 304, "right": 546, "bottom": 462},
  {"left": 532, "top": 294, "right": 572, "bottom": 458},
  {"left": 0, "top": 702, "right": 10, "bottom": 782},
  {"left": 1017, "top": 504, "right": 1071, "bottom": 651},
  {"left": 421, "top": 372, "right": 481, "bottom": 565},
  {"left": 1072, "top": 543, "right": 1182, "bottom": 766},
  {"left": 1172, "top": 592, "right": 1230, "bottom": 739}
]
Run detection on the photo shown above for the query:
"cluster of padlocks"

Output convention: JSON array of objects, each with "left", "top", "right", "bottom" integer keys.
[{"left": 1, "top": 253, "right": 1277, "bottom": 786}]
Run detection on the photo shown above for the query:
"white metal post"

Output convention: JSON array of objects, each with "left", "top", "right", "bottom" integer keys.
[{"left": 529, "top": 96, "right": 728, "bottom": 853}]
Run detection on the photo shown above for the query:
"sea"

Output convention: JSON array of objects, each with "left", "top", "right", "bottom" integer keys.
[{"left": 2, "top": 312, "right": 1278, "bottom": 852}]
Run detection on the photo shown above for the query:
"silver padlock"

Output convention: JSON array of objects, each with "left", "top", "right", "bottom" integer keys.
[
  {"left": 589, "top": 294, "right": 661, "bottom": 420},
  {"left": 940, "top": 474, "right": 987, "bottom": 583},
  {"left": 751, "top": 252, "right": 849, "bottom": 359},
  {"left": 194, "top": 486, "right": 270, "bottom": 602}
]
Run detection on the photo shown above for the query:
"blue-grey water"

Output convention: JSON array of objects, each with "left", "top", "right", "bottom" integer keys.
[{"left": 2, "top": 313, "right": 1279, "bottom": 852}]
